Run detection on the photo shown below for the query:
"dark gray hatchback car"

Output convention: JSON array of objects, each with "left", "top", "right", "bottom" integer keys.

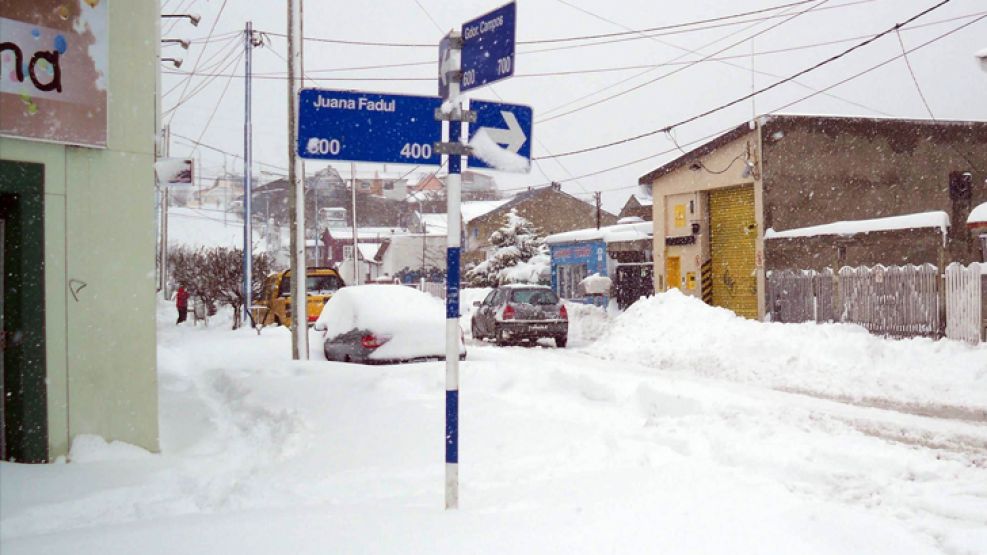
[{"left": 471, "top": 285, "right": 569, "bottom": 347}]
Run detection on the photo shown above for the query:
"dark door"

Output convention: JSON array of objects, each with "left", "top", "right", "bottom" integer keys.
[
  {"left": 0, "top": 160, "right": 47, "bottom": 463},
  {"left": 615, "top": 265, "right": 654, "bottom": 310}
]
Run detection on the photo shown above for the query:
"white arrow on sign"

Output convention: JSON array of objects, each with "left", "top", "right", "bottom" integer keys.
[{"left": 478, "top": 111, "right": 526, "bottom": 153}]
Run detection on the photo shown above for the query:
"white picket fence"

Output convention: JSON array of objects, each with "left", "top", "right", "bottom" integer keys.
[
  {"left": 945, "top": 262, "right": 983, "bottom": 344},
  {"left": 419, "top": 280, "right": 446, "bottom": 300},
  {"left": 768, "top": 263, "right": 985, "bottom": 343}
]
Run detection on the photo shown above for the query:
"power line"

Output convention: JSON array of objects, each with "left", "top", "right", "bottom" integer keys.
[
  {"left": 164, "top": 12, "right": 985, "bottom": 83},
  {"left": 253, "top": 0, "right": 864, "bottom": 49},
  {"left": 167, "top": 0, "right": 230, "bottom": 125},
  {"left": 533, "top": 0, "right": 956, "bottom": 161},
  {"left": 508, "top": 10, "right": 983, "bottom": 191},
  {"left": 537, "top": 0, "right": 833, "bottom": 123}
]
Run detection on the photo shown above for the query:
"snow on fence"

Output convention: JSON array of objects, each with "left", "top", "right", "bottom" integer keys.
[
  {"left": 945, "top": 262, "right": 983, "bottom": 344},
  {"left": 767, "top": 264, "right": 942, "bottom": 338}
]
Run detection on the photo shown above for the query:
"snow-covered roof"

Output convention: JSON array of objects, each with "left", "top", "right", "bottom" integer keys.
[
  {"left": 418, "top": 213, "right": 450, "bottom": 233},
  {"left": 327, "top": 227, "right": 406, "bottom": 240},
  {"left": 545, "top": 221, "right": 653, "bottom": 245},
  {"left": 765, "top": 211, "right": 950, "bottom": 239},
  {"left": 357, "top": 243, "right": 380, "bottom": 261},
  {"left": 461, "top": 199, "right": 512, "bottom": 223},
  {"left": 968, "top": 202, "right": 987, "bottom": 227},
  {"left": 633, "top": 192, "right": 653, "bottom": 206}
]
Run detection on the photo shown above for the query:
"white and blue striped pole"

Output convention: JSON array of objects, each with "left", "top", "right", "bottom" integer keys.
[{"left": 442, "top": 32, "right": 463, "bottom": 511}]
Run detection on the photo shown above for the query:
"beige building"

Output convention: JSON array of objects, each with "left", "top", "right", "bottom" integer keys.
[
  {"left": 640, "top": 115, "right": 987, "bottom": 321},
  {"left": 0, "top": 1, "right": 159, "bottom": 461}
]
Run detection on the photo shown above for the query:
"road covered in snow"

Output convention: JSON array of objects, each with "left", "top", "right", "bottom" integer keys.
[{"left": 2, "top": 291, "right": 985, "bottom": 554}]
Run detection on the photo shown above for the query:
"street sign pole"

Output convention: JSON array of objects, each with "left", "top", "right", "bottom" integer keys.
[
  {"left": 243, "top": 21, "right": 253, "bottom": 326},
  {"left": 287, "top": 0, "right": 308, "bottom": 359},
  {"left": 439, "top": 30, "right": 464, "bottom": 511}
]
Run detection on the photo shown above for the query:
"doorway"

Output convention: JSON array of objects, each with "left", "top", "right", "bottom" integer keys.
[{"left": 0, "top": 160, "right": 47, "bottom": 463}]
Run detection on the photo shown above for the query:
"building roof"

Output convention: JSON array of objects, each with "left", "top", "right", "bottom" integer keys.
[
  {"left": 417, "top": 213, "right": 450, "bottom": 234},
  {"left": 545, "top": 221, "right": 653, "bottom": 245},
  {"left": 461, "top": 199, "right": 512, "bottom": 223},
  {"left": 357, "top": 243, "right": 381, "bottom": 262},
  {"left": 325, "top": 227, "right": 406, "bottom": 241},
  {"left": 638, "top": 114, "right": 987, "bottom": 185}
]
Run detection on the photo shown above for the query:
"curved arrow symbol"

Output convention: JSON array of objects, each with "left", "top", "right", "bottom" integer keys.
[{"left": 479, "top": 111, "right": 526, "bottom": 153}]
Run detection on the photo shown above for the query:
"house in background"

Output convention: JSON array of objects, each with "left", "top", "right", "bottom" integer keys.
[
  {"left": 639, "top": 114, "right": 987, "bottom": 320},
  {"left": 618, "top": 190, "right": 654, "bottom": 221},
  {"left": 463, "top": 184, "right": 618, "bottom": 265}
]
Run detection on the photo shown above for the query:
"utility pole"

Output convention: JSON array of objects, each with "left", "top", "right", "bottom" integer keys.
[
  {"left": 351, "top": 162, "right": 359, "bottom": 285},
  {"left": 287, "top": 0, "right": 308, "bottom": 359},
  {"left": 243, "top": 21, "right": 254, "bottom": 326},
  {"left": 595, "top": 191, "right": 602, "bottom": 230},
  {"left": 160, "top": 124, "right": 171, "bottom": 299}
]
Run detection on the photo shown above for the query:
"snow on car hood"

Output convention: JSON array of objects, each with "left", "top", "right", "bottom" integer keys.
[{"left": 316, "top": 285, "right": 464, "bottom": 359}]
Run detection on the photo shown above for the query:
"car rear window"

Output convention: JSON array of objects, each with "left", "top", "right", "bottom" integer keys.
[{"left": 510, "top": 289, "right": 559, "bottom": 305}]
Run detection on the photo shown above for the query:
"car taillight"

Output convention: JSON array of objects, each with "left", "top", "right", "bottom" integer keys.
[
  {"left": 559, "top": 304, "right": 568, "bottom": 320},
  {"left": 361, "top": 333, "right": 389, "bottom": 349},
  {"left": 502, "top": 304, "right": 515, "bottom": 320}
]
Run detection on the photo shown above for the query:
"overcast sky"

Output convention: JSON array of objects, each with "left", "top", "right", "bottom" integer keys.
[{"left": 160, "top": 0, "right": 987, "bottom": 211}]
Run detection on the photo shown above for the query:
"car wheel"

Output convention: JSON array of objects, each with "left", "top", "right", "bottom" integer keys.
[
  {"left": 274, "top": 315, "right": 282, "bottom": 327},
  {"left": 555, "top": 335, "right": 568, "bottom": 348},
  {"left": 471, "top": 320, "right": 482, "bottom": 341}
]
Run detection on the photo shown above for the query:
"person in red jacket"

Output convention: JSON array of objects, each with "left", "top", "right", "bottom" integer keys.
[{"left": 176, "top": 285, "right": 190, "bottom": 324}]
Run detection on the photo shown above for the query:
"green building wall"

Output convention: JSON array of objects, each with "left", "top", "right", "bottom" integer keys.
[{"left": 0, "top": 0, "right": 160, "bottom": 460}]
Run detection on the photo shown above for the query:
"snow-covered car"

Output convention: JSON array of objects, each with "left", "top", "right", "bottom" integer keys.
[
  {"left": 313, "top": 284, "right": 466, "bottom": 364},
  {"left": 471, "top": 284, "right": 569, "bottom": 347}
]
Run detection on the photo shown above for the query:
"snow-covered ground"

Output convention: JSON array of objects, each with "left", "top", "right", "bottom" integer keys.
[{"left": 2, "top": 291, "right": 986, "bottom": 554}]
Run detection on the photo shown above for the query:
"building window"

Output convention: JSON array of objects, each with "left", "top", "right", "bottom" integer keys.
[
  {"left": 343, "top": 245, "right": 354, "bottom": 260},
  {"left": 557, "top": 263, "right": 588, "bottom": 299},
  {"left": 471, "top": 227, "right": 479, "bottom": 239}
]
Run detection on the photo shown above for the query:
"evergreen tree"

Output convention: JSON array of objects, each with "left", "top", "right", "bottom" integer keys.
[{"left": 465, "top": 209, "right": 550, "bottom": 287}]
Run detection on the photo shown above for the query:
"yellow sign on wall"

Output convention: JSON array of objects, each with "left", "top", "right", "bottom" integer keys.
[
  {"left": 686, "top": 272, "right": 696, "bottom": 290},
  {"left": 674, "top": 204, "right": 686, "bottom": 228}
]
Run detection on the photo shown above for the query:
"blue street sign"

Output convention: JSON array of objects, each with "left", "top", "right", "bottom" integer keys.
[
  {"left": 467, "top": 99, "right": 533, "bottom": 173},
  {"left": 297, "top": 89, "right": 443, "bottom": 166},
  {"left": 460, "top": 2, "right": 516, "bottom": 92}
]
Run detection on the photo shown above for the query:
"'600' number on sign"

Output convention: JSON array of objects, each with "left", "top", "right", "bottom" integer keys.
[{"left": 307, "top": 138, "right": 341, "bottom": 156}]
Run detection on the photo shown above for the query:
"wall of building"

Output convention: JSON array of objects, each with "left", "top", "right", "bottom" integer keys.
[
  {"left": 0, "top": 1, "right": 160, "bottom": 459},
  {"left": 648, "top": 130, "right": 765, "bottom": 316},
  {"left": 760, "top": 116, "right": 987, "bottom": 265},
  {"left": 765, "top": 228, "right": 946, "bottom": 273}
]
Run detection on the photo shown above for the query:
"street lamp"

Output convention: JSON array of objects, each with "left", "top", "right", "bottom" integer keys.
[
  {"left": 162, "top": 13, "right": 201, "bottom": 26},
  {"left": 161, "top": 57, "right": 183, "bottom": 68},
  {"left": 976, "top": 47, "right": 987, "bottom": 73}
]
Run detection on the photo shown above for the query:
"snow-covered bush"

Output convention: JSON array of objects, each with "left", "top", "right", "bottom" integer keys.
[{"left": 465, "top": 209, "right": 550, "bottom": 287}]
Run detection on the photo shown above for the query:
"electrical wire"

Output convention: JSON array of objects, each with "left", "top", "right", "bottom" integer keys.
[
  {"left": 537, "top": 0, "right": 833, "bottom": 123},
  {"left": 168, "top": 0, "right": 230, "bottom": 125},
  {"left": 533, "top": 0, "right": 957, "bottom": 161}
]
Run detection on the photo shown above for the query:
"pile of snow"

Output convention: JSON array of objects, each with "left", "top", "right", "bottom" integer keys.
[
  {"left": 577, "top": 273, "right": 612, "bottom": 295},
  {"left": 563, "top": 301, "right": 612, "bottom": 343},
  {"left": 68, "top": 435, "right": 152, "bottom": 463},
  {"left": 315, "top": 284, "right": 464, "bottom": 359},
  {"left": 584, "top": 290, "right": 987, "bottom": 412},
  {"left": 765, "top": 211, "right": 950, "bottom": 242}
]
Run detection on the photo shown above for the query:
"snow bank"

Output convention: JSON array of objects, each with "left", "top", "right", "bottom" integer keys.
[
  {"left": 68, "top": 435, "right": 152, "bottom": 463},
  {"left": 584, "top": 290, "right": 987, "bottom": 412}
]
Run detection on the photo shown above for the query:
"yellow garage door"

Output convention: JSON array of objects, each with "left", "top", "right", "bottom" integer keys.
[{"left": 709, "top": 186, "right": 757, "bottom": 319}]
